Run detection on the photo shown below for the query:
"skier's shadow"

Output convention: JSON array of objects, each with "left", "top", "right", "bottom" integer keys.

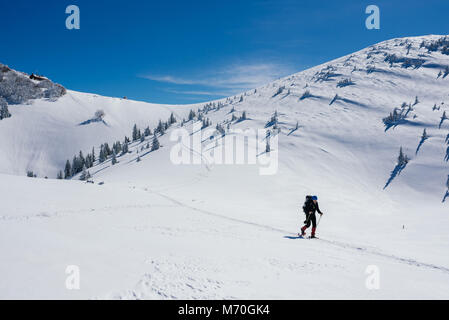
[{"left": 284, "top": 235, "right": 303, "bottom": 240}]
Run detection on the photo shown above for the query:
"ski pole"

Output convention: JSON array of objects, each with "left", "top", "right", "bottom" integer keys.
[{"left": 317, "top": 214, "right": 323, "bottom": 227}]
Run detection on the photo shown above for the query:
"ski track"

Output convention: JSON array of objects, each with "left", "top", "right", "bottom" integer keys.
[
  {"left": 0, "top": 203, "right": 178, "bottom": 222},
  {"left": 4, "top": 180, "right": 448, "bottom": 282},
  {"left": 143, "top": 186, "right": 449, "bottom": 276}
]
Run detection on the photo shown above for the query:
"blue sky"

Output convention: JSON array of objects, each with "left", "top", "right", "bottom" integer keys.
[{"left": 1, "top": 0, "right": 448, "bottom": 104}]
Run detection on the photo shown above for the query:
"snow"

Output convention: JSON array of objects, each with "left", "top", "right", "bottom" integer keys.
[
  {"left": 1, "top": 35, "right": 449, "bottom": 299},
  {"left": 0, "top": 89, "right": 193, "bottom": 176}
]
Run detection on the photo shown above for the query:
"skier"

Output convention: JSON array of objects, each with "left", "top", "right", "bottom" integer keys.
[{"left": 300, "top": 195, "right": 323, "bottom": 238}]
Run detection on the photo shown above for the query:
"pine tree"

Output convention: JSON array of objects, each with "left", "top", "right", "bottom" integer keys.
[
  {"left": 57, "top": 170, "right": 63, "bottom": 179},
  {"left": 398, "top": 147, "right": 409, "bottom": 166},
  {"left": 159, "top": 122, "right": 166, "bottom": 135},
  {"left": 0, "top": 103, "right": 11, "bottom": 120},
  {"left": 85, "top": 154, "right": 92, "bottom": 168},
  {"left": 156, "top": 120, "right": 163, "bottom": 134},
  {"left": 151, "top": 135, "right": 160, "bottom": 151},
  {"left": 422, "top": 128, "right": 428, "bottom": 140},
  {"left": 64, "top": 160, "right": 72, "bottom": 179},
  {"left": 91, "top": 147, "right": 96, "bottom": 163},
  {"left": 104, "top": 143, "right": 111, "bottom": 156},
  {"left": 439, "top": 111, "right": 448, "bottom": 129},
  {"left": 71, "top": 156, "right": 78, "bottom": 176},
  {"left": 121, "top": 141, "right": 129, "bottom": 155},
  {"left": 99, "top": 146, "right": 106, "bottom": 163},
  {"left": 188, "top": 109, "right": 196, "bottom": 121},
  {"left": 144, "top": 127, "right": 151, "bottom": 137},
  {"left": 111, "top": 150, "right": 117, "bottom": 165},
  {"left": 80, "top": 165, "right": 88, "bottom": 181},
  {"left": 266, "top": 139, "right": 271, "bottom": 153},
  {"left": 79, "top": 151, "right": 85, "bottom": 169},
  {"left": 137, "top": 156, "right": 141, "bottom": 162},
  {"left": 413, "top": 96, "right": 419, "bottom": 106},
  {"left": 169, "top": 112, "right": 176, "bottom": 124},
  {"left": 132, "top": 124, "right": 139, "bottom": 141}
]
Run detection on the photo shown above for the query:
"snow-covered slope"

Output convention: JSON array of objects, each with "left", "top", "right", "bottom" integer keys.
[
  {"left": 1, "top": 35, "right": 449, "bottom": 299},
  {"left": 0, "top": 88, "right": 195, "bottom": 176}
]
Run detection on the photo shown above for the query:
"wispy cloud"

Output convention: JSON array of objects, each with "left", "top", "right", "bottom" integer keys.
[
  {"left": 143, "top": 75, "right": 197, "bottom": 85},
  {"left": 164, "top": 89, "right": 228, "bottom": 96},
  {"left": 141, "top": 62, "right": 295, "bottom": 97}
]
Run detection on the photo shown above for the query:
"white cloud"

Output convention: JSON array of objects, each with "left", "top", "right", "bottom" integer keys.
[
  {"left": 141, "top": 62, "right": 295, "bottom": 96},
  {"left": 143, "top": 75, "right": 197, "bottom": 85},
  {"left": 164, "top": 89, "right": 228, "bottom": 96}
]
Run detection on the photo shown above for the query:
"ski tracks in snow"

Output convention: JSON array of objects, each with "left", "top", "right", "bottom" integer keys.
[
  {"left": 143, "top": 186, "right": 449, "bottom": 276},
  {"left": 316, "top": 237, "right": 449, "bottom": 274}
]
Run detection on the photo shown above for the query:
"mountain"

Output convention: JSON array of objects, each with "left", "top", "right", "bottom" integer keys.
[{"left": 1, "top": 35, "right": 449, "bottom": 299}]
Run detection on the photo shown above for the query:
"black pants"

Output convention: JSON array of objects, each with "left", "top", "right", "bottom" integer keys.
[{"left": 304, "top": 213, "right": 317, "bottom": 228}]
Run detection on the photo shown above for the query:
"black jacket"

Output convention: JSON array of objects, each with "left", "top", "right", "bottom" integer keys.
[{"left": 303, "top": 200, "right": 323, "bottom": 215}]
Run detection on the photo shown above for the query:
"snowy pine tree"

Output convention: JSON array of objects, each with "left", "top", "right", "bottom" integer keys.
[
  {"left": 111, "top": 150, "right": 117, "bottom": 165},
  {"left": 151, "top": 135, "right": 160, "bottom": 151},
  {"left": 132, "top": 124, "right": 137, "bottom": 141},
  {"left": 398, "top": 147, "right": 409, "bottom": 166},
  {"left": 121, "top": 141, "right": 129, "bottom": 155},
  {"left": 79, "top": 165, "right": 88, "bottom": 181},
  {"left": 0, "top": 98, "right": 11, "bottom": 120},
  {"left": 99, "top": 146, "right": 106, "bottom": 163},
  {"left": 169, "top": 112, "right": 176, "bottom": 124},
  {"left": 422, "top": 128, "right": 428, "bottom": 140},
  {"left": 156, "top": 120, "right": 164, "bottom": 134},
  {"left": 64, "top": 160, "right": 71, "bottom": 179},
  {"left": 104, "top": 143, "right": 111, "bottom": 156},
  {"left": 188, "top": 110, "right": 196, "bottom": 121}
]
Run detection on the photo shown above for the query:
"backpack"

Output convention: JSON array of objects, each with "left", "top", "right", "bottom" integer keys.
[{"left": 302, "top": 195, "right": 313, "bottom": 214}]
